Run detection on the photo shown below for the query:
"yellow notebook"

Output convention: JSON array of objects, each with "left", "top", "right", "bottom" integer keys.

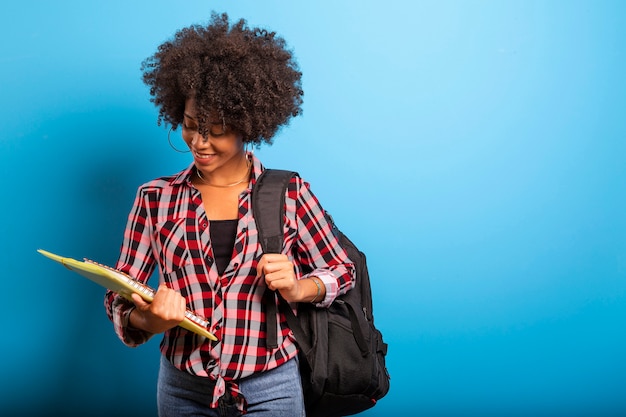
[{"left": 37, "top": 249, "right": 217, "bottom": 341}]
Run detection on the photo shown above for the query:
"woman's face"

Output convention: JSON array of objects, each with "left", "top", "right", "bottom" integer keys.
[{"left": 181, "top": 97, "right": 245, "bottom": 174}]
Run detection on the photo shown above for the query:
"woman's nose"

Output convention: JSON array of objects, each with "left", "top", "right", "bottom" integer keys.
[{"left": 191, "top": 133, "right": 209, "bottom": 146}]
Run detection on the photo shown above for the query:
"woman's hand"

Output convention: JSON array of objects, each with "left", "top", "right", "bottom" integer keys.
[
  {"left": 257, "top": 253, "right": 303, "bottom": 302},
  {"left": 258, "top": 254, "right": 325, "bottom": 303},
  {"left": 129, "top": 284, "right": 187, "bottom": 334}
]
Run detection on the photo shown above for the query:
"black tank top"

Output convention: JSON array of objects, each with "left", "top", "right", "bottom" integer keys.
[{"left": 208, "top": 219, "right": 238, "bottom": 276}]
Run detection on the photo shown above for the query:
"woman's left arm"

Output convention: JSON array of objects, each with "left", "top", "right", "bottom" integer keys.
[
  {"left": 258, "top": 176, "right": 355, "bottom": 306},
  {"left": 288, "top": 176, "right": 355, "bottom": 307}
]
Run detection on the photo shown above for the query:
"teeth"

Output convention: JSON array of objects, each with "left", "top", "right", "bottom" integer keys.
[{"left": 195, "top": 151, "right": 213, "bottom": 159}]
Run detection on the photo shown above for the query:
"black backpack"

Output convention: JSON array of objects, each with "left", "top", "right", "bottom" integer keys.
[{"left": 253, "top": 169, "right": 390, "bottom": 417}]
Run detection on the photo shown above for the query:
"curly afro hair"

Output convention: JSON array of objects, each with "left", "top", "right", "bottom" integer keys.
[{"left": 141, "top": 12, "right": 303, "bottom": 146}]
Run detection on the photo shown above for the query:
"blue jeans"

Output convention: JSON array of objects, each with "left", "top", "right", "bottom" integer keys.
[{"left": 157, "top": 355, "right": 305, "bottom": 417}]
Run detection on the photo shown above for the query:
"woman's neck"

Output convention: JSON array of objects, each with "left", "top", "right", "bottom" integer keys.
[{"left": 196, "top": 154, "right": 250, "bottom": 188}]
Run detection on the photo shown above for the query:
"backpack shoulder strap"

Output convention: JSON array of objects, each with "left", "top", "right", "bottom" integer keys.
[
  {"left": 252, "top": 168, "right": 298, "bottom": 349},
  {"left": 252, "top": 169, "right": 298, "bottom": 254}
]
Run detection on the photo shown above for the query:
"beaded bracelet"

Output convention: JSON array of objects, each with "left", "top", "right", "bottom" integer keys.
[{"left": 309, "top": 278, "right": 322, "bottom": 303}]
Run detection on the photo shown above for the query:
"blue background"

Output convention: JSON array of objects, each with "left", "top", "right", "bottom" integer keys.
[{"left": 1, "top": 1, "right": 625, "bottom": 416}]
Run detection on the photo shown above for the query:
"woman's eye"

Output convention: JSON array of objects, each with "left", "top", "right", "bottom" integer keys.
[
  {"left": 183, "top": 123, "right": 198, "bottom": 131},
  {"left": 209, "top": 128, "right": 225, "bottom": 137}
]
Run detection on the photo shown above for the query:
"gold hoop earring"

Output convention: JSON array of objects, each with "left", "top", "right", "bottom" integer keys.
[{"left": 168, "top": 127, "right": 190, "bottom": 153}]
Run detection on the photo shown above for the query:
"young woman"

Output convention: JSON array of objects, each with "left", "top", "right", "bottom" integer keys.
[{"left": 104, "top": 12, "right": 355, "bottom": 417}]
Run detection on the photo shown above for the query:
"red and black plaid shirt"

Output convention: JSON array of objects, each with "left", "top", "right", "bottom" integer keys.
[{"left": 104, "top": 154, "right": 355, "bottom": 411}]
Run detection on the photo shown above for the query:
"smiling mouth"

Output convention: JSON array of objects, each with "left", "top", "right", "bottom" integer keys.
[{"left": 194, "top": 151, "right": 215, "bottom": 160}]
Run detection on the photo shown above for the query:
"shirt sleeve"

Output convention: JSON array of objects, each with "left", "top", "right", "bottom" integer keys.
[
  {"left": 287, "top": 177, "right": 356, "bottom": 308},
  {"left": 104, "top": 186, "right": 156, "bottom": 346}
]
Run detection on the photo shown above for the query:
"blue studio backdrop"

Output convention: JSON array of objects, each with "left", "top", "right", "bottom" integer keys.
[{"left": 1, "top": 1, "right": 625, "bottom": 416}]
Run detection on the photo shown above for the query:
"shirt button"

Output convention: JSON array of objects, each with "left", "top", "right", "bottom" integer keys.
[
  {"left": 206, "top": 256, "right": 213, "bottom": 264},
  {"left": 201, "top": 222, "right": 208, "bottom": 229}
]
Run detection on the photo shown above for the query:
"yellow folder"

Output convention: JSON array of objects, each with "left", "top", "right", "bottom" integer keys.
[{"left": 38, "top": 249, "right": 217, "bottom": 341}]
